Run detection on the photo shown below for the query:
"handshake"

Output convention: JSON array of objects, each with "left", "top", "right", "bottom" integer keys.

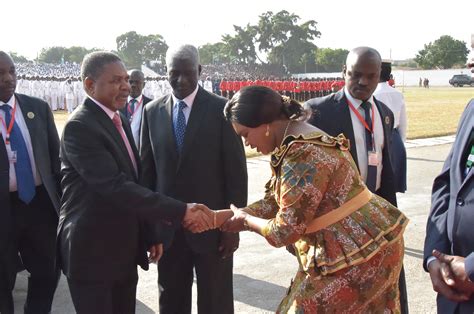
[{"left": 182, "top": 203, "right": 235, "bottom": 233}]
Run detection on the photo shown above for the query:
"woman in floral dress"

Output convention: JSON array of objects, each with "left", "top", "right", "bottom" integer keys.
[{"left": 220, "top": 85, "right": 408, "bottom": 313}]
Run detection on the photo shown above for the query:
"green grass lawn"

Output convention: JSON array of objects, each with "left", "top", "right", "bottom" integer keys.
[
  {"left": 401, "top": 86, "right": 473, "bottom": 139},
  {"left": 53, "top": 87, "right": 473, "bottom": 157}
]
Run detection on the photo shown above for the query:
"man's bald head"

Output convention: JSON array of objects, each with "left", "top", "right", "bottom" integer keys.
[
  {"left": 128, "top": 69, "right": 145, "bottom": 98},
  {"left": 346, "top": 47, "right": 382, "bottom": 68},
  {"left": 165, "top": 44, "right": 200, "bottom": 69},
  {"left": 128, "top": 69, "right": 145, "bottom": 81},
  {"left": 165, "top": 44, "right": 202, "bottom": 99},
  {"left": 343, "top": 47, "right": 382, "bottom": 101}
]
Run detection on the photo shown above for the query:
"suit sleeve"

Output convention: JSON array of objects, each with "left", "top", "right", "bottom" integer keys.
[
  {"left": 138, "top": 106, "right": 176, "bottom": 247},
  {"left": 423, "top": 148, "right": 452, "bottom": 271},
  {"left": 62, "top": 118, "right": 186, "bottom": 222},
  {"left": 139, "top": 106, "right": 156, "bottom": 190},
  {"left": 423, "top": 102, "right": 474, "bottom": 270},
  {"left": 45, "top": 102, "right": 61, "bottom": 191},
  {"left": 221, "top": 114, "right": 248, "bottom": 207},
  {"left": 465, "top": 252, "right": 474, "bottom": 282}
]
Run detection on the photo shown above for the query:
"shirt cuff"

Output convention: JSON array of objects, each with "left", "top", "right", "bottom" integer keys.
[
  {"left": 465, "top": 252, "right": 474, "bottom": 282},
  {"left": 426, "top": 256, "right": 437, "bottom": 269}
]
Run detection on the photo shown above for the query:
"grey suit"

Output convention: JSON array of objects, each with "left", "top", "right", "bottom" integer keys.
[
  {"left": 140, "top": 86, "right": 248, "bottom": 313},
  {"left": 0, "top": 94, "right": 61, "bottom": 314},
  {"left": 424, "top": 99, "right": 474, "bottom": 313}
]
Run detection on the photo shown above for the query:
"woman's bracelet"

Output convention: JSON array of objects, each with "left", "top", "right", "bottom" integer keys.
[{"left": 213, "top": 211, "right": 217, "bottom": 229}]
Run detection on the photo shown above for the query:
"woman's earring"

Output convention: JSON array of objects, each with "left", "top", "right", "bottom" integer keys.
[{"left": 265, "top": 125, "right": 270, "bottom": 137}]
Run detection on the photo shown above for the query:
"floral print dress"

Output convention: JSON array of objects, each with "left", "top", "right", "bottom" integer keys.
[{"left": 246, "top": 132, "right": 408, "bottom": 313}]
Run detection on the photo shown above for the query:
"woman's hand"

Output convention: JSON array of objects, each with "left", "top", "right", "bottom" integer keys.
[{"left": 220, "top": 204, "right": 248, "bottom": 233}]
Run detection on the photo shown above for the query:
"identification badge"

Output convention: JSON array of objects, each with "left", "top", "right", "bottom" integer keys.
[
  {"left": 368, "top": 151, "right": 379, "bottom": 166},
  {"left": 6, "top": 145, "right": 17, "bottom": 164}
]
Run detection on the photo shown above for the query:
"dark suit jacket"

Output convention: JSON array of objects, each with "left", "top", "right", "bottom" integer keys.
[
  {"left": 423, "top": 99, "right": 474, "bottom": 313},
  {"left": 0, "top": 94, "right": 60, "bottom": 253},
  {"left": 140, "top": 87, "right": 248, "bottom": 253},
  {"left": 58, "top": 98, "right": 187, "bottom": 282},
  {"left": 305, "top": 90, "right": 397, "bottom": 206}
]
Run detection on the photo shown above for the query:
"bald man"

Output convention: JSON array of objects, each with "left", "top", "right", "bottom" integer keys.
[
  {"left": 0, "top": 51, "right": 61, "bottom": 314},
  {"left": 140, "top": 44, "right": 248, "bottom": 314}
]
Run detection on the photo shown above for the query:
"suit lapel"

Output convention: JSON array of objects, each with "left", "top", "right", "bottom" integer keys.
[
  {"left": 177, "top": 88, "right": 208, "bottom": 169},
  {"left": 459, "top": 127, "right": 474, "bottom": 191},
  {"left": 161, "top": 95, "right": 179, "bottom": 164},
  {"left": 16, "top": 94, "right": 38, "bottom": 149},
  {"left": 335, "top": 92, "right": 359, "bottom": 169},
  {"left": 84, "top": 99, "right": 137, "bottom": 179},
  {"left": 120, "top": 113, "right": 139, "bottom": 180},
  {"left": 374, "top": 98, "right": 392, "bottom": 147}
]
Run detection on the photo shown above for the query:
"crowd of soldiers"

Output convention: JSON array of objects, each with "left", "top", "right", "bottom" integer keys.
[
  {"left": 14, "top": 62, "right": 345, "bottom": 111},
  {"left": 216, "top": 77, "right": 345, "bottom": 101}
]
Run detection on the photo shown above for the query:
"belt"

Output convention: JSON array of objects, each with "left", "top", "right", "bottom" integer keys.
[{"left": 305, "top": 188, "right": 372, "bottom": 234}]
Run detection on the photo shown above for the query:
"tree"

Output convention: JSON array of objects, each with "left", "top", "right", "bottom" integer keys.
[
  {"left": 315, "top": 48, "right": 349, "bottom": 72},
  {"left": 116, "top": 31, "right": 168, "bottom": 68},
  {"left": 222, "top": 24, "right": 258, "bottom": 64},
  {"left": 38, "top": 46, "right": 97, "bottom": 64},
  {"left": 199, "top": 42, "right": 230, "bottom": 65},
  {"left": 218, "top": 10, "right": 321, "bottom": 73},
  {"left": 66, "top": 46, "right": 97, "bottom": 64},
  {"left": 255, "top": 10, "right": 321, "bottom": 73},
  {"left": 38, "top": 46, "right": 66, "bottom": 63},
  {"left": 415, "top": 35, "right": 469, "bottom": 69},
  {"left": 9, "top": 52, "right": 29, "bottom": 63}
]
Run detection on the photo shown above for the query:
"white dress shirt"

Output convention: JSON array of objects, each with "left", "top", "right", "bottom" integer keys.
[
  {"left": 0, "top": 95, "right": 42, "bottom": 191},
  {"left": 171, "top": 85, "right": 199, "bottom": 124},
  {"left": 344, "top": 87, "right": 384, "bottom": 191},
  {"left": 127, "top": 94, "right": 144, "bottom": 148},
  {"left": 374, "top": 82, "right": 407, "bottom": 142}
]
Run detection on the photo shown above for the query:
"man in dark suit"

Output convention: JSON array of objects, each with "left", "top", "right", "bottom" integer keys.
[
  {"left": 423, "top": 98, "right": 474, "bottom": 313},
  {"left": 119, "top": 69, "right": 152, "bottom": 149},
  {"left": 140, "top": 44, "right": 248, "bottom": 314},
  {"left": 305, "top": 47, "right": 396, "bottom": 205},
  {"left": 0, "top": 51, "right": 61, "bottom": 314},
  {"left": 58, "top": 51, "right": 213, "bottom": 313},
  {"left": 305, "top": 47, "right": 407, "bottom": 312}
]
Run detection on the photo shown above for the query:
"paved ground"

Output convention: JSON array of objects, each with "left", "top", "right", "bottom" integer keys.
[{"left": 13, "top": 139, "right": 452, "bottom": 313}]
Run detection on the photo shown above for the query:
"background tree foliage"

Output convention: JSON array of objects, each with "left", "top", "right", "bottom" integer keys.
[
  {"left": 315, "top": 48, "right": 349, "bottom": 72},
  {"left": 219, "top": 10, "right": 321, "bottom": 73},
  {"left": 415, "top": 35, "right": 469, "bottom": 69},
  {"left": 9, "top": 52, "right": 29, "bottom": 63},
  {"left": 38, "top": 46, "right": 98, "bottom": 64},
  {"left": 116, "top": 31, "right": 168, "bottom": 68},
  {"left": 198, "top": 42, "right": 230, "bottom": 65}
]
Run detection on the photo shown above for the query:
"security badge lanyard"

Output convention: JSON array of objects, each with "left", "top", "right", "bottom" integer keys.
[
  {"left": 0, "top": 98, "right": 18, "bottom": 164},
  {"left": 127, "top": 97, "right": 144, "bottom": 123},
  {"left": 347, "top": 99, "right": 379, "bottom": 166}
]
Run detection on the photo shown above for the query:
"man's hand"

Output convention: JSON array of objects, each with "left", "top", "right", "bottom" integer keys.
[
  {"left": 148, "top": 243, "right": 163, "bottom": 263},
  {"left": 219, "top": 232, "right": 239, "bottom": 259},
  {"left": 428, "top": 256, "right": 471, "bottom": 302},
  {"left": 433, "top": 250, "right": 474, "bottom": 293},
  {"left": 183, "top": 203, "right": 213, "bottom": 233}
]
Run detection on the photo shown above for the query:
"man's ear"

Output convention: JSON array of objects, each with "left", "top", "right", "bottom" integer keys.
[
  {"left": 198, "top": 64, "right": 202, "bottom": 76},
  {"left": 342, "top": 65, "right": 347, "bottom": 79},
  {"left": 84, "top": 77, "right": 94, "bottom": 95}
]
